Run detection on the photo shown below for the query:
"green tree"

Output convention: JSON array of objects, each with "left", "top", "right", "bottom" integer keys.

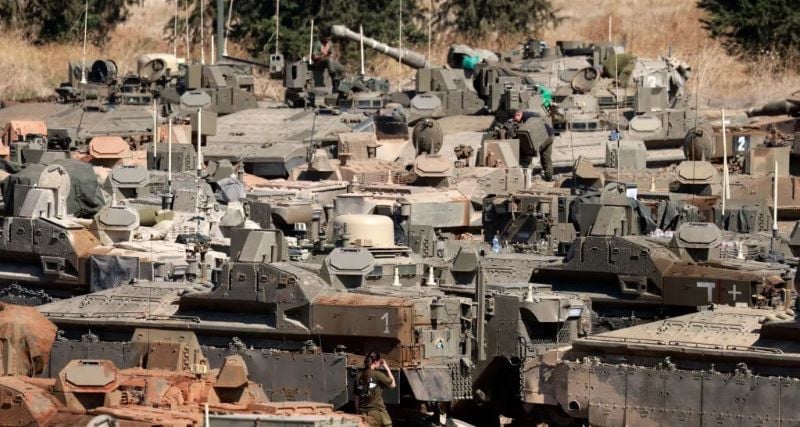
[
  {"left": 224, "top": 0, "right": 423, "bottom": 66},
  {"left": 698, "top": 0, "right": 800, "bottom": 59},
  {"left": 0, "top": 0, "right": 139, "bottom": 44},
  {"left": 435, "top": 0, "right": 561, "bottom": 39}
]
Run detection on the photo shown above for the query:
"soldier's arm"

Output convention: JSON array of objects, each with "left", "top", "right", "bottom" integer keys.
[{"left": 379, "top": 362, "right": 396, "bottom": 389}]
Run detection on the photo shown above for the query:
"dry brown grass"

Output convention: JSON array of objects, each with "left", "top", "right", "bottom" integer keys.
[
  {"left": 370, "top": 0, "right": 800, "bottom": 109},
  {"left": 1, "top": 0, "right": 178, "bottom": 102},
  {"left": 2, "top": 0, "right": 798, "bottom": 108},
  {"left": 543, "top": 0, "right": 800, "bottom": 108}
]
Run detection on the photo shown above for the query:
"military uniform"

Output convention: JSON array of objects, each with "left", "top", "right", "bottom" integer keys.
[
  {"left": 312, "top": 40, "right": 345, "bottom": 81},
  {"left": 357, "top": 370, "right": 393, "bottom": 427},
  {"left": 509, "top": 112, "right": 555, "bottom": 181}
]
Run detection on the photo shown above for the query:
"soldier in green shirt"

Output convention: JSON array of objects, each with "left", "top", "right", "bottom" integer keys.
[
  {"left": 355, "top": 351, "right": 396, "bottom": 427},
  {"left": 312, "top": 31, "right": 346, "bottom": 85}
]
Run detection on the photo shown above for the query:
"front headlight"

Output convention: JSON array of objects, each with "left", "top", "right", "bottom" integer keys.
[{"left": 567, "top": 307, "right": 583, "bottom": 319}]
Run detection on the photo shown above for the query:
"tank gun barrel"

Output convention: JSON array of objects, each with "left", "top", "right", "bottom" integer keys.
[
  {"left": 331, "top": 25, "right": 434, "bottom": 69},
  {"left": 746, "top": 99, "right": 800, "bottom": 117}
]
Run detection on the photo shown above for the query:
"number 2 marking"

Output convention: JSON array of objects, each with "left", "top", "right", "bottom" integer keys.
[
  {"left": 381, "top": 312, "right": 390, "bottom": 334},
  {"left": 736, "top": 136, "right": 747, "bottom": 153}
]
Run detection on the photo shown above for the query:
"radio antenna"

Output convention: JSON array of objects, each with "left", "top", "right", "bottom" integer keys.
[
  {"left": 275, "top": 0, "right": 280, "bottom": 55},
  {"left": 224, "top": 0, "right": 234, "bottom": 56},
  {"left": 152, "top": 99, "right": 158, "bottom": 159},
  {"left": 611, "top": 17, "right": 621, "bottom": 182},
  {"left": 185, "top": 0, "right": 191, "bottom": 60},
  {"left": 200, "top": 0, "right": 205, "bottom": 64},
  {"left": 173, "top": 0, "right": 178, "bottom": 56},
  {"left": 359, "top": 25, "right": 365, "bottom": 76},
  {"left": 308, "top": 19, "right": 314, "bottom": 65},
  {"left": 397, "top": 0, "right": 404, "bottom": 92},
  {"left": 80, "top": 0, "right": 88, "bottom": 84},
  {"left": 721, "top": 108, "right": 729, "bottom": 214},
  {"left": 773, "top": 159, "right": 779, "bottom": 238}
]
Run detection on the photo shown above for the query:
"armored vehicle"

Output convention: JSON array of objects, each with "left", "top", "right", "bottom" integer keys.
[
  {"left": 159, "top": 61, "right": 260, "bottom": 116},
  {"left": 283, "top": 58, "right": 392, "bottom": 110},
  {"left": 203, "top": 105, "right": 357, "bottom": 178},
  {"left": 37, "top": 228, "right": 473, "bottom": 411},
  {"left": 0, "top": 302, "right": 366, "bottom": 426},
  {"left": 35, "top": 219, "right": 589, "bottom": 424},
  {"left": 331, "top": 25, "right": 545, "bottom": 121},
  {"left": 478, "top": 178, "right": 798, "bottom": 328},
  {"left": 523, "top": 305, "right": 800, "bottom": 426}
]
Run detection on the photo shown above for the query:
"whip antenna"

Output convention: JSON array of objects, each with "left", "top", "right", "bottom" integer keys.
[{"left": 80, "top": 0, "right": 88, "bottom": 84}]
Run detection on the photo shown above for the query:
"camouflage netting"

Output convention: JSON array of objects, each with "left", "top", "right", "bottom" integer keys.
[
  {"left": 2, "top": 159, "right": 106, "bottom": 218},
  {"left": 0, "top": 302, "right": 57, "bottom": 376},
  {"left": 53, "top": 159, "right": 106, "bottom": 217}
]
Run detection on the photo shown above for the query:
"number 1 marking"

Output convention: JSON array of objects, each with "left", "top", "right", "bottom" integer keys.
[{"left": 381, "top": 312, "right": 390, "bottom": 334}]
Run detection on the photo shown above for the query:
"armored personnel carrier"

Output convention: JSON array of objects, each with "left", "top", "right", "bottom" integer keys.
[
  {"left": 0, "top": 301, "right": 367, "bottom": 426},
  {"left": 35, "top": 219, "right": 589, "bottom": 424},
  {"left": 468, "top": 177, "right": 798, "bottom": 340},
  {"left": 523, "top": 305, "right": 800, "bottom": 426},
  {"left": 37, "top": 227, "right": 473, "bottom": 411}
]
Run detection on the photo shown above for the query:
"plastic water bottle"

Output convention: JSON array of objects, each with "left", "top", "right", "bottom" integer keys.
[{"left": 492, "top": 235, "right": 501, "bottom": 254}]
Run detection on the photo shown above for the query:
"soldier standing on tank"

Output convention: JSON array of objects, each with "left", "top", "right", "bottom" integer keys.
[
  {"left": 355, "top": 351, "right": 396, "bottom": 427},
  {"left": 509, "top": 109, "right": 555, "bottom": 181},
  {"left": 312, "top": 31, "right": 346, "bottom": 89}
]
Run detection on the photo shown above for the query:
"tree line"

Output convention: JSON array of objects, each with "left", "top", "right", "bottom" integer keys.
[{"left": 1, "top": 0, "right": 797, "bottom": 66}]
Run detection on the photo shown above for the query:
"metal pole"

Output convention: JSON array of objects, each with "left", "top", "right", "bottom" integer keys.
[
  {"left": 308, "top": 19, "right": 314, "bottom": 64},
  {"left": 275, "top": 0, "right": 280, "bottom": 55},
  {"left": 476, "top": 264, "right": 486, "bottom": 361},
  {"left": 397, "top": 0, "right": 403, "bottom": 91},
  {"left": 200, "top": 0, "right": 205, "bottom": 64},
  {"left": 80, "top": 0, "right": 88, "bottom": 84},
  {"left": 216, "top": 0, "right": 224, "bottom": 61},
  {"left": 427, "top": 0, "right": 432, "bottom": 62},
  {"left": 174, "top": 0, "right": 179, "bottom": 56},
  {"left": 224, "top": 0, "right": 234, "bottom": 56},
  {"left": 359, "top": 25, "right": 365, "bottom": 76},
  {"left": 152, "top": 99, "right": 158, "bottom": 159},
  {"left": 185, "top": 0, "right": 191, "bottom": 60},
  {"left": 721, "top": 109, "right": 728, "bottom": 214},
  {"left": 168, "top": 117, "right": 173, "bottom": 186},
  {"left": 197, "top": 108, "right": 203, "bottom": 176},
  {"left": 611, "top": 16, "right": 621, "bottom": 182},
  {"left": 774, "top": 159, "right": 779, "bottom": 235}
]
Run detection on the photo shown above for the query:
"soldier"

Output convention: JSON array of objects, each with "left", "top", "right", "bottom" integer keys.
[
  {"left": 509, "top": 109, "right": 555, "bottom": 181},
  {"left": 355, "top": 351, "right": 396, "bottom": 427},
  {"left": 312, "top": 31, "right": 346, "bottom": 87}
]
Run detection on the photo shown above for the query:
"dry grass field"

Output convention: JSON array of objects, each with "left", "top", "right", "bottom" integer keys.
[{"left": 1, "top": 0, "right": 798, "bottom": 108}]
